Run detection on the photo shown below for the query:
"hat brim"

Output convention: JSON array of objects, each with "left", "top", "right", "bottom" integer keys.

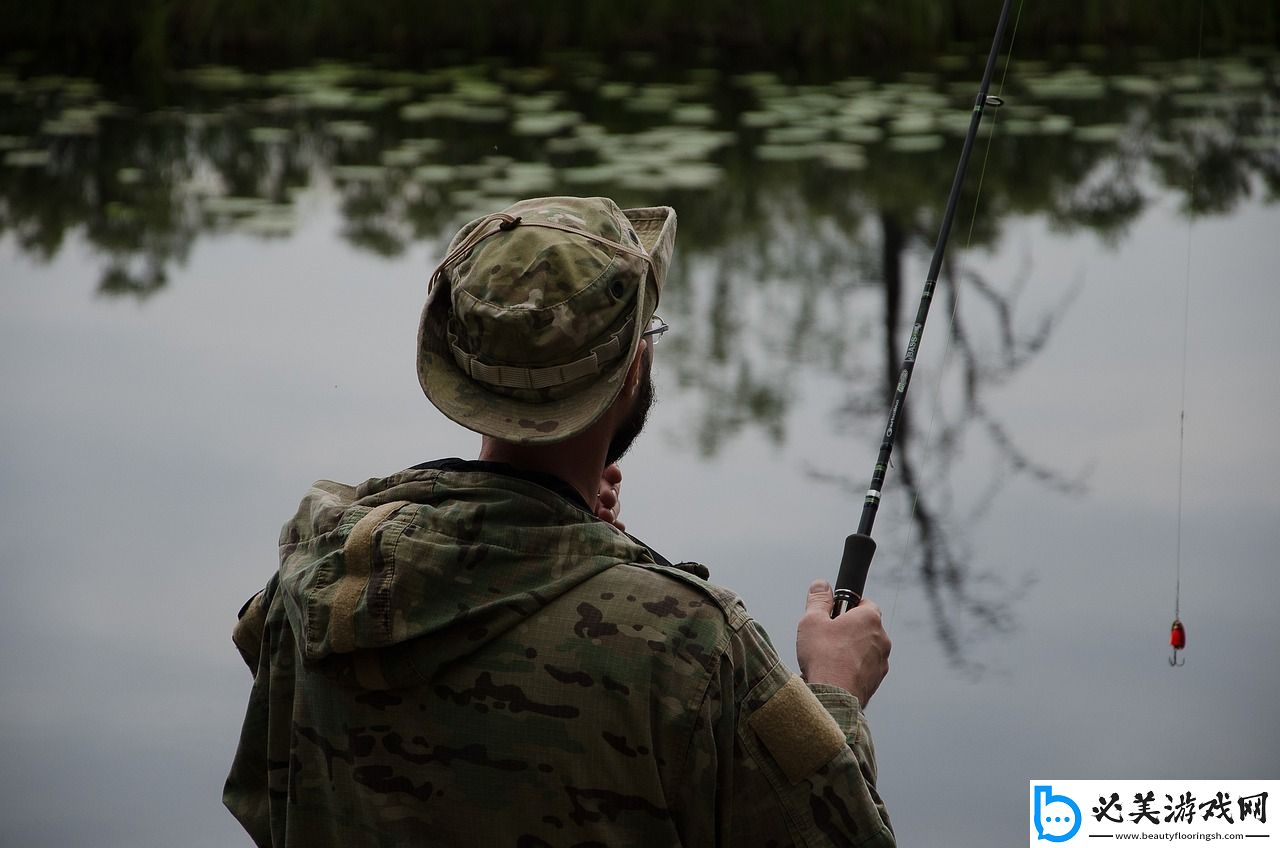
[{"left": 417, "top": 203, "right": 676, "bottom": 445}]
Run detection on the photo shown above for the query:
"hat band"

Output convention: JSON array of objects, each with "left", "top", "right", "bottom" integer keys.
[{"left": 448, "top": 316, "right": 636, "bottom": 390}]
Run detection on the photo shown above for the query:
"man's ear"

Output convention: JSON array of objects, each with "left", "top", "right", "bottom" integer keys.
[{"left": 622, "top": 342, "right": 647, "bottom": 399}]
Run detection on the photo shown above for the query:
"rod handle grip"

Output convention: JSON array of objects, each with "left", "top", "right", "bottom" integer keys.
[{"left": 832, "top": 533, "right": 877, "bottom": 617}]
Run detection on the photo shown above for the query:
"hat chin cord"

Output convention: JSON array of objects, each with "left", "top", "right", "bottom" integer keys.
[{"left": 427, "top": 211, "right": 656, "bottom": 296}]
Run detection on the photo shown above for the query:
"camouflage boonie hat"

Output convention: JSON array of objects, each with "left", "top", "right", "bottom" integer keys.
[{"left": 418, "top": 196, "right": 677, "bottom": 444}]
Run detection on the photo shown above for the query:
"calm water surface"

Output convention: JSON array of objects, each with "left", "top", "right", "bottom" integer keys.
[{"left": 1, "top": 50, "right": 1278, "bottom": 846}]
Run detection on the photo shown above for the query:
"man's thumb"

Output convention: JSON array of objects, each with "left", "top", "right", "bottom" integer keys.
[{"left": 805, "top": 579, "right": 833, "bottom": 615}]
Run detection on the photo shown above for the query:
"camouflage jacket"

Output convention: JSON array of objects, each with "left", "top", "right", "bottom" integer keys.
[{"left": 224, "top": 462, "right": 895, "bottom": 847}]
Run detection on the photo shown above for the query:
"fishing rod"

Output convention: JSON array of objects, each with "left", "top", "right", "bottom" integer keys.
[{"left": 832, "top": 0, "right": 1016, "bottom": 617}]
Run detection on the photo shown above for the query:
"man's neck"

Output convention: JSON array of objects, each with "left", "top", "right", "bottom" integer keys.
[{"left": 478, "top": 433, "right": 607, "bottom": 509}]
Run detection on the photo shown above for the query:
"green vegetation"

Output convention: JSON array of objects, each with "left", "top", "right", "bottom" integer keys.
[
  {"left": 3, "top": 0, "right": 1277, "bottom": 79},
  {"left": 1, "top": 52, "right": 1275, "bottom": 300}
]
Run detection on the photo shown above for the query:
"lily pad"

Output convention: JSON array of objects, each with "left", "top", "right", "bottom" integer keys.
[
  {"left": 733, "top": 72, "right": 782, "bottom": 89},
  {"left": 42, "top": 116, "right": 98, "bottom": 136},
  {"left": 382, "top": 148, "right": 422, "bottom": 167},
  {"left": 756, "top": 143, "right": 817, "bottom": 161},
  {"left": 546, "top": 136, "right": 595, "bottom": 154},
  {"left": 1217, "top": 63, "right": 1266, "bottom": 89},
  {"left": 512, "top": 93, "right": 563, "bottom": 113},
  {"left": 887, "top": 134, "right": 945, "bottom": 153},
  {"left": 442, "top": 103, "right": 508, "bottom": 123},
  {"left": 325, "top": 120, "right": 374, "bottom": 142},
  {"left": 890, "top": 111, "right": 935, "bottom": 135},
  {"left": 1076, "top": 124, "right": 1124, "bottom": 142},
  {"left": 1167, "top": 73, "right": 1203, "bottom": 91},
  {"left": 561, "top": 165, "right": 620, "bottom": 185},
  {"left": 673, "top": 104, "right": 717, "bottom": 125},
  {"left": 741, "top": 111, "right": 784, "bottom": 129},
  {"left": 512, "top": 111, "right": 582, "bottom": 136},
  {"left": 1111, "top": 76, "right": 1163, "bottom": 96},
  {"left": 818, "top": 143, "right": 867, "bottom": 170},
  {"left": 765, "top": 125, "right": 827, "bottom": 145},
  {"left": 1076, "top": 124, "right": 1126, "bottom": 143},
  {"left": 499, "top": 67, "right": 556, "bottom": 90},
  {"left": 454, "top": 79, "right": 507, "bottom": 103},
  {"left": 249, "top": 126, "right": 291, "bottom": 144},
  {"left": 484, "top": 162, "right": 557, "bottom": 195},
  {"left": 1170, "top": 92, "right": 1223, "bottom": 110},
  {"left": 598, "top": 82, "right": 634, "bottom": 100},
  {"left": 4, "top": 149, "right": 51, "bottom": 168},
  {"left": 656, "top": 162, "right": 723, "bottom": 190},
  {"left": 186, "top": 66, "right": 258, "bottom": 90},
  {"left": 332, "top": 165, "right": 387, "bottom": 182},
  {"left": 627, "top": 97, "right": 676, "bottom": 115},
  {"left": 1040, "top": 115, "right": 1074, "bottom": 134},
  {"left": 1023, "top": 70, "right": 1107, "bottom": 100},
  {"left": 834, "top": 124, "right": 884, "bottom": 144},
  {"left": 414, "top": 165, "right": 457, "bottom": 183},
  {"left": 1171, "top": 116, "right": 1229, "bottom": 134},
  {"left": 399, "top": 102, "right": 437, "bottom": 121}
]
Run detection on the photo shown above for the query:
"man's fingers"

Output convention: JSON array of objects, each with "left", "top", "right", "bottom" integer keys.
[
  {"left": 805, "top": 579, "right": 834, "bottom": 616},
  {"left": 853, "top": 599, "right": 882, "bottom": 620},
  {"left": 601, "top": 464, "right": 623, "bottom": 486},
  {"left": 596, "top": 488, "right": 618, "bottom": 510}
]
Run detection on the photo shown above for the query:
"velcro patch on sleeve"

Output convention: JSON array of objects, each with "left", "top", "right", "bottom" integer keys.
[
  {"left": 231, "top": 590, "right": 268, "bottom": 671},
  {"left": 748, "top": 674, "right": 847, "bottom": 784}
]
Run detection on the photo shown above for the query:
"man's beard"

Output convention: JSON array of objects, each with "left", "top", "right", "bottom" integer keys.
[{"left": 605, "top": 347, "right": 654, "bottom": 466}]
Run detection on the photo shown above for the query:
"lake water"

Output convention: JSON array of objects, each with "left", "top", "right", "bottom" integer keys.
[{"left": 2, "top": 49, "right": 1278, "bottom": 846}]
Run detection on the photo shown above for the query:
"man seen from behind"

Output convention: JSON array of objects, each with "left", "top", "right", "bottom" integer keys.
[{"left": 224, "top": 195, "right": 896, "bottom": 846}]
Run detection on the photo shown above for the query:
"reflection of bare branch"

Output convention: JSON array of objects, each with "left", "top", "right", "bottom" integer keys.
[
  {"left": 809, "top": 217, "right": 1084, "bottom": 674},
  {"left": 976, "top": 406, "right": 1088, "bottom": 496},
  {"left": 940, "top": 253, "right": 1088, "bottom": 497},
  {"left": 899, "top": 452, "right": 1018, "bottom": 674}
]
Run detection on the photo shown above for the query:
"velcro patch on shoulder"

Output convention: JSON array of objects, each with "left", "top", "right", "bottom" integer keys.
[
  {"left": 328, "top": 500, "right": 410, "bottom": 654},
  {"left": 748, "top": 674, "right": 847, "bottom": 784}
]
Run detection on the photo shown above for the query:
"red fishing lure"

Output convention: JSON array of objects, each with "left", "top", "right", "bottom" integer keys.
[{"left": 1169, "top": 618, "right": 1186, "bottom": 665}]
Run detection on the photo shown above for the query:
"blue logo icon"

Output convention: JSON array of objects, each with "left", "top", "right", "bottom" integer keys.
[{"left": 1033, "top": 785, "right": 1082, "bottom": 842}]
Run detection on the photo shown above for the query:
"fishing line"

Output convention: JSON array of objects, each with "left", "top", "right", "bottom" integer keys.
[
  {"left": 887, "top": 0, "right": 1025, "bottom": 627},
  {"left": 1169, "top": 0, "right": 1204, "bottom": 667}
]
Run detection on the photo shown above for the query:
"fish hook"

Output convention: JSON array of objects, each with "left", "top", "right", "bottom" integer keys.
[{"left": 1168, "top": 618, "right": 1186, "bottom": 667}]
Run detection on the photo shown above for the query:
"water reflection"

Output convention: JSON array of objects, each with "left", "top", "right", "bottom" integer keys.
[
  {"left": 2, "top": 55, "right": 1275, "bottom": 297},
  {"left": 1, "top": 53, "right": 1276, "bottom": 666},
  {"left": 809, "top": 243, "right": 1086, "bottom": 672}
]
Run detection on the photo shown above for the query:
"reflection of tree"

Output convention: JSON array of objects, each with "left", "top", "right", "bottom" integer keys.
[
  {"left": 805, "top": 220, "right": 1085, "bottom": 673},
  {"left": 3, "top": 57, "right": 1275, "bottom": 305},
  {"left": 1148, "top": 109, "right": 1280, "bottom": 216},
  {"left": 0, "top": 56, "right": 1273, "bottom": 665}
]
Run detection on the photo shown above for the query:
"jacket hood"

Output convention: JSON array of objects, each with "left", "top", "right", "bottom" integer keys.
[{"left": 275, "top": 464, "right": 655, "bottom": 689}]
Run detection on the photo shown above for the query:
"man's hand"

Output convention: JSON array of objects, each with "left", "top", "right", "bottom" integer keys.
[
  {"left": 796, "top": 580, "right": 891, "bottom": 707},
  {"left": 594, "top": 463, "right": 625, "bottom": 531}
]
